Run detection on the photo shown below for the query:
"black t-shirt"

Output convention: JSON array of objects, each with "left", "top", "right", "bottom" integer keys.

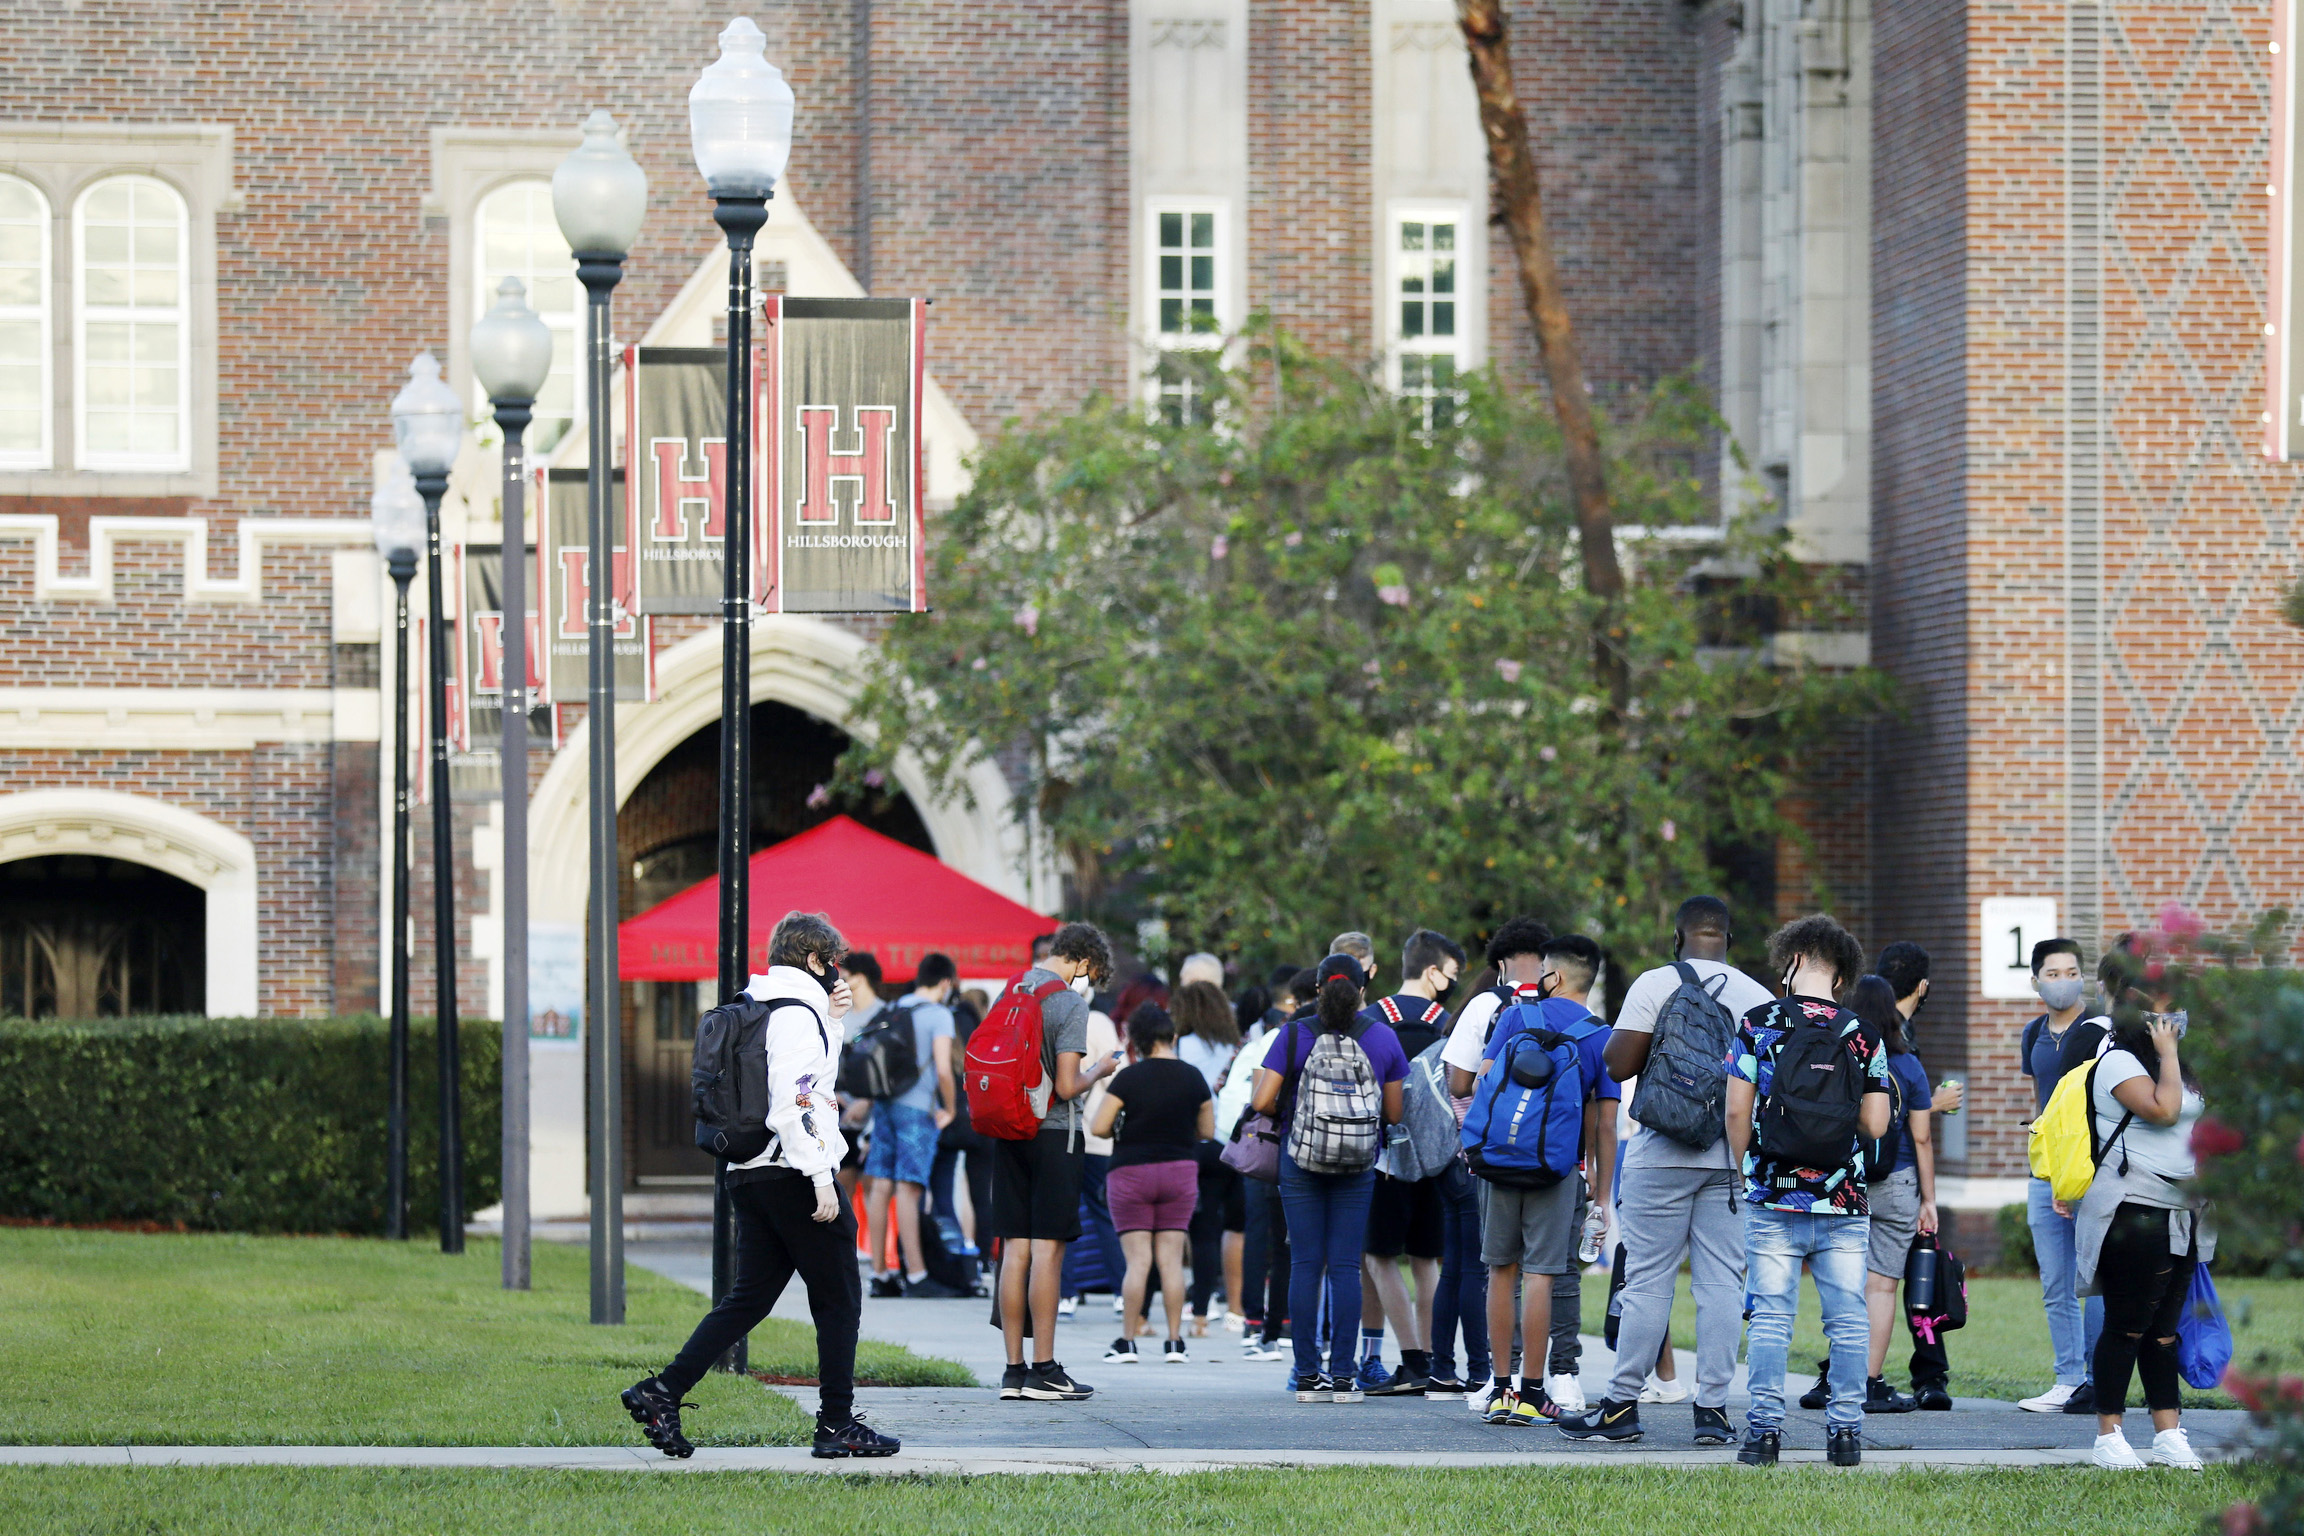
[{"left": 1104, "top": 1057, "right": 1212, "bottom": 1169}]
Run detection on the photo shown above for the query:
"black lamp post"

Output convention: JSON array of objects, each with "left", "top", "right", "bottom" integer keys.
[
  {"left": 471, "top": 277, "right": 555, "bottom": 1292},
  {"left": 689, "top": 15, "right": 797, "bottom": 1371},
  {"left": 370, "top": 460, "right": 427, "bottom": 1243},
  {"left": 553, "top": 108, "right": 649, "bottom": 1326},
  {"left": 392, "top": 352, "right": 470, "bottom": 1256}
]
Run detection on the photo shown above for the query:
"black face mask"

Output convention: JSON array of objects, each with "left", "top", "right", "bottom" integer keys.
[{"left": 1429, "top": 975, "right": 1457, "bottom": 1007}]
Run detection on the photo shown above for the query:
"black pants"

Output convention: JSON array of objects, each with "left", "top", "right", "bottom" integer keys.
[
  {"left": 660, "top": 1172, "right": 863, "bottom": 1424},
  {"left": 1241, "top": 1178, "right": 1290, "bottom": 1339},
  {"left": 2092, "top": 1201, "right": 2197, "bottom": 1417},
  {"left": 1188, "top": 1150, "right": 1241, "bottom": 1317}
]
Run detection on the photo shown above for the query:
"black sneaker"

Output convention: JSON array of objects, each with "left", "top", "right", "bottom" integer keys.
[
  {"left": 1828, "top": 1425, "right": 1863, "bottom": 1466},
  {"left": 1294, "top": 1372, "right": 1333, "bottom": 1403},
  {"left": 1555, "top": 1398, "right": 1643, "bottom": 1442},
  {"left": 1424, "top": 1373, "right": 1469, "bottom": 1394},
  {"left": 812, "top": 1416, "right": 900, "bottom": 1459},
  {"left": 1797, "top": 1360, "right": 1831, "bottom": 1412},
  {"left": 1021, "top": 1361, "right": 1093, "bottom": 1400},
  {"left": 1914, "top": 1382, "right": 1953, "bottom": 1412},
  {"left": 903, "top": 1276, "right": 965, "bottom": 1299},
  {"left": 1162, "top": 1338, "right": 1190, "bottom": 1364},
  {"left": 1693, "top": 1405, "right": 1732, "bottom": 1445},
  {"left": 2061, "top": 1381, "right": 2098, "bottom": 1415},
  {"left": 1367, "top": 1364, "right": 1430, "bottom": 1396},
  {"left": 620, "top": 1376, "right": 695, "bottom": 1460},
  {"left": 1103, "top": 1337, "right": 1140, "bottom": 1364},
  {"left": 1863, "top": 1376, "right": 1917, "bottom": 1414},
  {"left": 999, "top": 1363, "right": 1028, "bottom": 1400},
  {"left": 868, "top": 1274, "right": 903, "bottom": 1299},
  {"left": 1737, "top": 1428, "right": 1780, "bottom": 1467}
]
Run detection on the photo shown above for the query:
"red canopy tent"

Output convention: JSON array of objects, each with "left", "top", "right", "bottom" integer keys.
[{"left": 617, "top": 815, "right": 1053, "bottom": 983}]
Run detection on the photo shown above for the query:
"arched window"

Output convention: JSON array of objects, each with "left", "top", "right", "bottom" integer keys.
[
  {"left": 74, "top": 174, "right": 189, "bottom": 471},
  {"left": 476, "top": 179, "right": 578, "bottom": 452},
  {"left": 0, "top": 175, "right": 52, "bottom": 469}
]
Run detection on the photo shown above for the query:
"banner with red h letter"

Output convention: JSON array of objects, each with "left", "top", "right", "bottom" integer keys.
[{"left": 626, "top": 347, "right": 731, "bottom": 615}]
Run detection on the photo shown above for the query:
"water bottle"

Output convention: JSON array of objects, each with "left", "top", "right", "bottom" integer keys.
[{"left": 1904, "top": 1232, "right": 1940, "bottom": 1317}]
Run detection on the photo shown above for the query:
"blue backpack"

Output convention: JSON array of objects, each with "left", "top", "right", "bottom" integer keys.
[{"left": 1460, "top": 1001, "right": 1593, "bottom": 1189}]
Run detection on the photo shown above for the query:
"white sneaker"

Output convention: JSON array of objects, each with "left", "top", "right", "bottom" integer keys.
[
  {"left": 1640, "top": 1373, "right": 1688, "bottom": 1404},
  {"left": 2149, "top": 1428, "right": 2204, "bottom": 1470},
  {"left": 1244, "top": 1338, "right": 1285, "bottom": 1362},
  {"left": 1057, "top": 1295, "right": 1078, "bottom": 1318},
  {"left": 1103, "top": 1337, "right": 1140, "bottom": 1363},
  {"left": 2019, "top": 1383, "right": 2078, "bottom": 1413},
  {"left": 1223, "top": 1311, "right": 1248, "bottom": 1333},
  {"left": 1546, "top": 1373, "right": 1587, "bottom": 1414},
  {"left": 2091, "top": 1432, "right": 2147, "bottom": 1470},
  {"left": 1467, "top": 1380, "right": 1500, "bottom": 1415},
  {"left": 1113, "top": 1294, "right": 1126, "bottom": 1315}
]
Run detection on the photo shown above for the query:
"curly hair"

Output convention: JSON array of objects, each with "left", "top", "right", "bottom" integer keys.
[
  {"left": 1485, "top": 917, "right": 1553, "bottom": 969},
  {"left": 1767, "top": 914, "right": 1865, "bottom": 997},
  {"left": 767, "top": 910, "right": 848, "bottom": 971},
  {"left": 1172, "top": 979, "right": 1240, "bottom": 1048},
  {"left": 1048, "top": 921, "right": 1113, "bottom": 985}
]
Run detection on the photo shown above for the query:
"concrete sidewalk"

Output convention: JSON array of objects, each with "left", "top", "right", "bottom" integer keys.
[{"left": 623, "top": 1241, "right": 2254, "bottom": 1466}]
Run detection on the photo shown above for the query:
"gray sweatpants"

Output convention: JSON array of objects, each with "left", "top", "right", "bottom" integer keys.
[{"left": 1606, "top": 1164, "right": 1746, "bottom": 1410}]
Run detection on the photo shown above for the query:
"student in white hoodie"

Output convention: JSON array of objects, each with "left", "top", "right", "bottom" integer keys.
[{"left": 622, "top": 911, "right": 900, "bottom": 1461}]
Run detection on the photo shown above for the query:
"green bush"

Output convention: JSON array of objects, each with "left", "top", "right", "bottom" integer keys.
[
  {"left": 0, "top": 1016, "right": 499, "bottom": 1235},
  {"left": 1994, "top": 1202, "right": 2036, "bottom": 1274}
]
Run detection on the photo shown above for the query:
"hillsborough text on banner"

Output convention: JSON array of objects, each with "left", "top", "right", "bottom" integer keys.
[
  {"left": 543, "top": 467, "right": 651, "bottom": 704},
  {"left": 621, "top": 298, "right": 928, "bottom": 617}
]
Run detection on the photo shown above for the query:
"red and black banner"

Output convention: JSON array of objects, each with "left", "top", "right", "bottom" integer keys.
[
  {"left": 625, "top": 347, "right": 729, "bottom": 616},
  {"left": 542, "top": 466, "right": 650, "bottom": 703}
]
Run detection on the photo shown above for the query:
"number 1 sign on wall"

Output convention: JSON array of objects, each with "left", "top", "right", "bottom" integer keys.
[{"left": 1978, "top": 897, "right": 2060, "bottom": 1000}]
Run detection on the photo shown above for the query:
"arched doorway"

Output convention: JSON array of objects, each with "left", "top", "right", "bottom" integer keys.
[
  {"left": 0, "top": 855, "right": 206, "bottom": 1017},
  {"left": 620, "top": 700, "right": 934, "bottom": 1184}
]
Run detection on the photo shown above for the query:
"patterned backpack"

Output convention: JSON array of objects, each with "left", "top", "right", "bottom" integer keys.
[{"left": 1284, "top": 1020, "right": 1384, "bottom": 1175}]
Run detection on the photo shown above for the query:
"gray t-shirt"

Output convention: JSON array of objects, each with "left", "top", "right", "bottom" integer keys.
[
  {"left": 1613, "top": 958, "right": 1776, "bottom": 1171},
  {"left": 890, "top": 997, "right": 956, "bottom": 1113},
  {"left": 1018, "top": 967, "right": 1092, "bottom": 1132}
]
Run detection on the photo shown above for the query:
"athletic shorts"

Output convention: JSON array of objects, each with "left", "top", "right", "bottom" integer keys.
[
  {"left": 1865, "top": 1165, "right": 1921, "bottom": 1277},
  {"left": 1107, "top": 1158, "right": 1199, "bottom": 1233},
  {"left": 990, "top": 1129, "right": 1085, "bottom": 1242},
  {"left": 1478, "top": 1174, "right": 1579, "bottom": 1274},
  {"left": 1365, "top": 1170, "right": 1445, "bottom": 1259},
  {"left": 863, "top": 1100, "right": 938, "bottom": 1186}
]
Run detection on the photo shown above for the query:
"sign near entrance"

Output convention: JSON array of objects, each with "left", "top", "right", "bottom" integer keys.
[
  {"left": 1978, "top": 897, "right": 2059, "bottom": 1000},
  {"left": 542, "top": 467, "right": 650, "bottom": 703},
  {"left": 626, "top": 347, "right": 730, "bottom": 615},
  {"left": 763, "top": 296, "right": 927, "bottom": 614}
]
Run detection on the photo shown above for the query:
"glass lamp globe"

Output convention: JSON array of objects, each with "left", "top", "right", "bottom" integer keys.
[
  {"left": 470, "top": 278, "right": 554, "bottom": 404},
  {"left": 371, "top": 456, "right": 427, "bottom": 561},
  {"left": 689, "top": 18, "right": 796, "bottom": 198},
  {"left": 552, "top": 110, "right": 650, "bottom": 257},
  {"left": 389, "top": 353, "right": 465, "bottom": 477}
]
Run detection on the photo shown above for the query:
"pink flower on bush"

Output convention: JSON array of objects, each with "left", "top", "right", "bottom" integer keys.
[
  {"left": 1495, "top": 658, "right": 1523, "bottom": 683},
  {"left": 2224, "top": 1367, "right": 2266, "bottom": 1413},
  {"left": 2157, "top": 901, "right": 2206, "bottom": 942},
  {"left": 1210, "top": 536, "right": 1229, "bottom": 560},
  {"left": 2192, "top": 1116, "right": 2244, "bottom": 1160},
  {"left": 971, "top": 656, "right": 987, "bottom": 671},
  {"left": 1377, "top": 585, "right": 1410, "bottom": 607},
  {"left": 1284, "top": 530, "right": 1303, "bottom": 547},
  {"left": 1661, "top": 820, "right": 1677, "bottom": 843},
  {"left": 1362, "top": 659, "right": 1382, "bottom": 679},
  {"left": 2144, "top": 959, "right": 2166, "bottom": 983},
  {"left": 805, "top": 783, "right": 831, "bottom": 810},
  {"left": 1539, "top": 745, "right": 1557, "bottom": 762},
  {"left": 863, "top": 768, "right": 885, "bottom": 789},
  {"left": 1015, "top": 603, "right": 1040, "bottom": 638}
]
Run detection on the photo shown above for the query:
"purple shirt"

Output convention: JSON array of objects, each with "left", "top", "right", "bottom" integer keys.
[{"left": 1268, "top": 1016, "right": 1411, "bottom": 1086}]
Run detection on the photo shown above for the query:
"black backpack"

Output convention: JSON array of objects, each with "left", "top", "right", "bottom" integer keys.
[
  {"left": 1755, "top": 1017, "right": 1868, "bottom": 1172},
  {"left": 1861, "top": 1061, "right": 1906, "bottom": 1183},
  {"left": 837, "top": 1000, "right": 922, "bottom": 1101},
  {"left": 1626, "top": 963, "right": 1739, "bottom": 1149},
  {"left": 692, "top": 996, "right": 823, "bottom": 1162}
]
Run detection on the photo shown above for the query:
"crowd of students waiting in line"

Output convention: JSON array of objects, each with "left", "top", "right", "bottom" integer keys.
[{"left": 620, "top": 899, "right": 2214, "bottom": 1472}]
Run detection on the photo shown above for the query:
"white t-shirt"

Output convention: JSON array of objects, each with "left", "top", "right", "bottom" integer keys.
[
  {"left": 1212, "top": 1024, "right": 1284, "bottom": 1140},
  {"left": 1078, "top": 1009, "right": 1121, "bottom": 1156},
  {"left": 1438, "top": 986, "right": 1514, "bottom": 1078},
  {"left": 1176, "top": 1032, "right": 1239, "bottom": 1095},
  {"left": 2092, "top": 1047, "right": 2202, "bottom": 1185},
  {"left": 1612, "top": 958, "right": 1776, "bottom": 1171}
]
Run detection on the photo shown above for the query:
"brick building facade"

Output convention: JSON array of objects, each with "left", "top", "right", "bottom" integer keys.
[{"left": 0, "top": 1, "right": 2295, "bottom": 1208}]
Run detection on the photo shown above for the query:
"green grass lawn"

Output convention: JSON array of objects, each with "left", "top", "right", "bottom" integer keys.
[
  {"left": 0, "top": 1228, "right": 970, "bottom": 1447},
  {"left": 1577, "top": 1269, "right": 2304, "bottom": 1406},
  {"left": 0, "top": 1464, "right": 2250, "bottom": 1536}
]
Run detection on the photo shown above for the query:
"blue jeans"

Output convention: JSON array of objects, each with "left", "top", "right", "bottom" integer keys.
[
  {"left": 1744, "top": 1206, "right": 1872, "bottom": 1431},
  {"left": 1061, "top": 1153, "right": 1127, "bottom": 1295},
  {"left": 2029, "top": 1176, "right": 2106, "bottom": 1385},
  {"left": 1429, "top": 1160, "right": 1490, "bottom": 1383},
  {"left": 1279, "top": 1148, "right": 1376, "bottom": 1382}
]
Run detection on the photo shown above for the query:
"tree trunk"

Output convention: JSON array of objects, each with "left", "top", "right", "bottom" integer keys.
[{"left": 1455, "top": 0, "right": 1627, "bottom": 701}]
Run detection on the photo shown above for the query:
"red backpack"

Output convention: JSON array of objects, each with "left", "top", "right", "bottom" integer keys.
[{"left": 966, "top": 973, "right": 1069, "bottom": 1140}]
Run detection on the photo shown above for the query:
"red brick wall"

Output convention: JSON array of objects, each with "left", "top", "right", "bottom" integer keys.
[{"left": 1249, "top": 0, "right": 1375, "bottom": 352}]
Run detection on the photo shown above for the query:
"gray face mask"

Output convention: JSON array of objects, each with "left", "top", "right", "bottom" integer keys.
[{"left": 2037, "top": 976, "right": 2084, "bottom": 1013}]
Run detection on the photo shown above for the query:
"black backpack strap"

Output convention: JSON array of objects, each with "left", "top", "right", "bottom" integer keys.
[
  {"left": 761, "top": 995, "right": 828, "bottom": 1055},
  {"left": 2086, "top": 1055, "right": 2136, "bottom": 1173}
]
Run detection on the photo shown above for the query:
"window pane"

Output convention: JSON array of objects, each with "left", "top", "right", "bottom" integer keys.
[
  {"left": 1189, "top": 254, "right": 1213, "bottom": 291},
  {"left": 83, "top": 223, "right": 130, "bottom": 264},
  {"left": 0, "top": 223, "right": 40, "bottom": 265},
  {"left": 1402, "top": 222, "right": 1424, "bottom": 251},
  {"left": 85, "top": 411, "right": 130, "bottom": 452},
  {"left": 131, "top": 268, "right": 176, "bottom": 305},
  {"left": 137, "top": 412, "right": 177, "bottom": 453},
  {"left": 132, "top": 324, "right": 175, "bottom": 363},
  {"left": 86, "top": 365, "right": 131, "bottom": 406},
  {"left": 0, "top": 180, "right": 40, "bottom": 222},
  {"left": 132, "top": 365, "right": 177, "bottom": 408},
  {"left": 1401, "top": 302, "right": 1423, "bottom": 339},
  {"left": 1160, "top": 254, "right": 1183, "bottom": 290},
  {"left": 133, "top": 223, "right": 176, "bottom": 264},
  {"left": 1434, "top": 223, "right": 1455, "bottom": 252},
  {"left": 1189, "top": 212, "right": 1213, "bottom": 247},
  {"left": 1433, "top": 301, "right": 1454, "bottom": 338},
  {"left": 1160, "top": 211, "right": 1182, "bottom": 247},
  {"left": 82, "top": 182, "right": 131, "bottom": 222},
  {"left": 1159, "top": 297, "right": 1182, "bottom": 332},
  {"left": 0, "top": 268, "right": 35, "bottom": 307},
  {"left": 84, "top": 322, "right": 130, "bottom": 362},
  {"left": 1433, "top": 258, "right": 1454, "bottom": 295},
  {"left": 0, "top": 318, "right": 36, "bottom": 360}
]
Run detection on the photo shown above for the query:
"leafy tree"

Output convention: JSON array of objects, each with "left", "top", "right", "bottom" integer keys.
[{"left": 838, "top": 332, "right": 1887, "bottom": 978}]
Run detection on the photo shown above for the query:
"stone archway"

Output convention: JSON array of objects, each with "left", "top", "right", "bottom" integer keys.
[{"left": 0, "top": 788, "right": 258, "bottom": 1016}]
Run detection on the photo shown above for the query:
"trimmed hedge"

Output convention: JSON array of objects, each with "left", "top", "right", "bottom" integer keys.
[{"left": 0, "top": 1016, "right": 500, "bottom": 1235}]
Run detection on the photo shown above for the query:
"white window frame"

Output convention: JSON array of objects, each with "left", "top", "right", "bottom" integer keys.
[
  {"left": 1386, "top": 200, "right": 1473, "bottom": 427},
  {"left": 72, "top": 173, "right": 192, "bottom": 474},
  {"left": 1143, "top": 197, "right": 1235, "bottom": 424},
  {"left": 471, "top": 176, "right": 583, "bottom": 454},
  {"left": 0, "top": 173, "right": 53, "bottom": 471}
]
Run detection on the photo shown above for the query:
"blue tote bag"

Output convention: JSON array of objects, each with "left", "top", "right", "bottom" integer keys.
[{"left": 2176, "top": 1263, "right": 2234, "bottom": 1391}]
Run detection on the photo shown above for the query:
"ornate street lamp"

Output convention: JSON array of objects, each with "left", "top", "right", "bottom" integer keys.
[
  {"left": 390, "top": 351, "right": 469, "bottom": 1257},
  {"left": 369, "top": 457, "right": 426, "bottom": 1244},
  {"left": 470, "top": 277, "right": 553, "bottom": 1292},
  {"left": 553, "top": 108, "right": 648, "bottom": 1326},
  {"left": 690, "top": 14, "right": 796, "bottom": 1374}
]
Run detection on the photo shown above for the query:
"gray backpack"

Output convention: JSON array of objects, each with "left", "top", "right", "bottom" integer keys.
[
  {"left": 1285, "top": 1023, "right": 1384, "bottom": 1174},
  {"left": 1626, "top": 962, "right": 1738, "bottom": 1149},
  {"left": 1389, "top": 1039, "right": 1461, "bottom": 1181}
]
